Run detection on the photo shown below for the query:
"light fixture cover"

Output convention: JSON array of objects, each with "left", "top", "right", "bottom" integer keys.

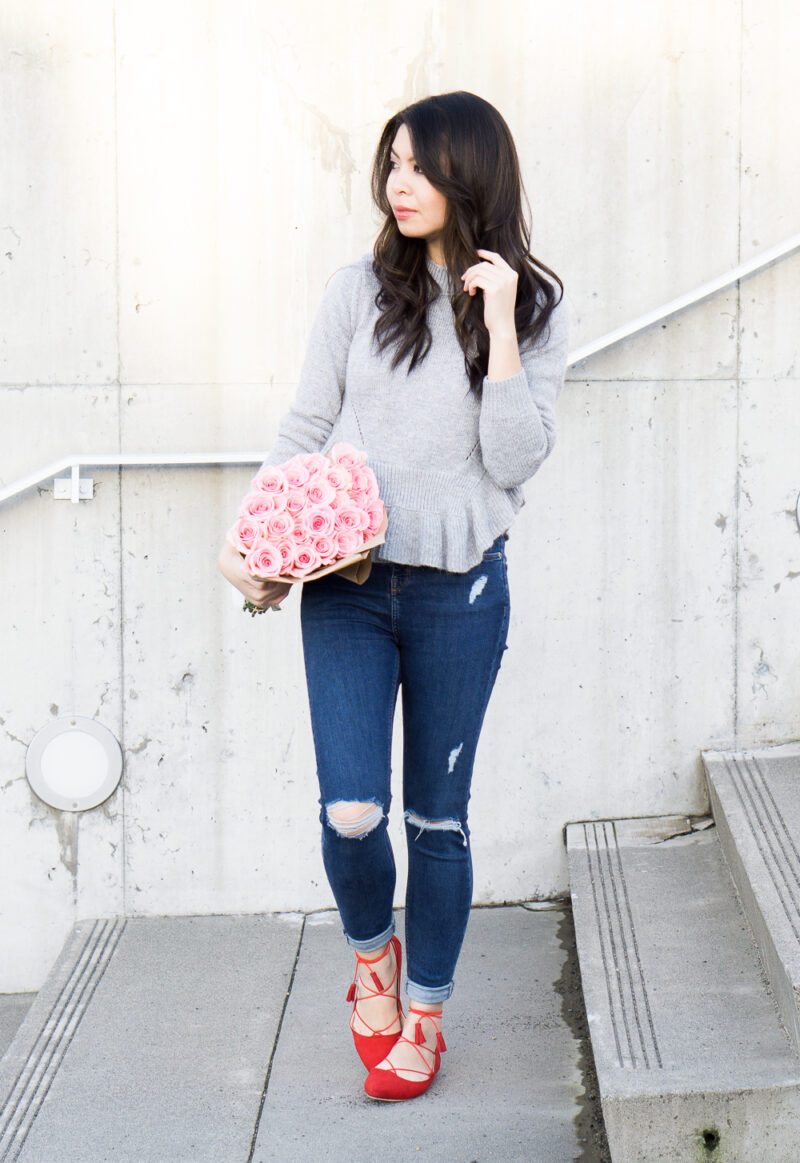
[{"left": 26, "top": 716, "right": 123, "bottom": 812}]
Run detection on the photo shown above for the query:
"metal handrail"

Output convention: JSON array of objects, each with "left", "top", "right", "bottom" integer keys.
[
  {"left": 567, "top": 231, "right": 800, "bottom": 365},
  {"left": 2, "top": 231, "right": 799, "bottom": 505},
  {"left": 0, "top": 453, "right": 266, "bottom": 505}
]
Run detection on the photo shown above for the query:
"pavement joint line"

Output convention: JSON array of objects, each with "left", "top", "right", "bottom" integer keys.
[
  {"left": 0, "top": 918, "right": 126, "bottom": 1162},
  {"left": 246, "top": 914, "right": 306, "bottom": 1163}
]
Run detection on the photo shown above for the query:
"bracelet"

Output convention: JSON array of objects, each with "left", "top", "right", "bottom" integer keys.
[{"left": 243, "top": 598, "right": 282, "bottom": 617}]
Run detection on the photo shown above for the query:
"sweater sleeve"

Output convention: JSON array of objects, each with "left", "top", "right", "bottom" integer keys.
[
  {"left": 478, "top": 292, "right": 570, "bottom": 490},
  {"left": 257, "top": 263, "right": 363, "bottom": 470}
]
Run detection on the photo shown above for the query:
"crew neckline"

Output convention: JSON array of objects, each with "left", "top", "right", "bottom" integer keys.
[{"left": 425, "top": 254, "right": 453, "bottom": 290}]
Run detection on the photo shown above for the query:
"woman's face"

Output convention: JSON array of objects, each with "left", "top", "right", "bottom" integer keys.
[{"left": 386, "top": 123, "right": 448, "bottom": 264}]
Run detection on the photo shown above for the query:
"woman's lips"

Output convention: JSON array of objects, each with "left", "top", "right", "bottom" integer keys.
[{"left": 393, "top": 206, "right": 416, "bottom": 219}]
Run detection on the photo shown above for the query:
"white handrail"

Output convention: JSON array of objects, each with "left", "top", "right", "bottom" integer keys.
[
  {"left": 567, "top": 231, "right": 800, "bottom": 365},
  {"left": 1, "top": 232, "right": 798, "bottom": 506},
  {"left": 0, "top": 452, "right": 267, "bottom": 505}
]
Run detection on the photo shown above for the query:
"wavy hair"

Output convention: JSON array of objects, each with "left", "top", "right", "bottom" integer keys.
[{"left": 370, "top": 91, "right": 563, "bottom": 392}]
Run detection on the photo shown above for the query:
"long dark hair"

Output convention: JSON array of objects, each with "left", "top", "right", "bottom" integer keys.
[{"left": 371, "top": 91, "right": 563, "bottom": 392}]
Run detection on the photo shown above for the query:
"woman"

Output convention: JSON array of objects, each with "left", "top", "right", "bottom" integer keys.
[{"left": 219, "top": 90, "right": 568, "bottom": 1101}]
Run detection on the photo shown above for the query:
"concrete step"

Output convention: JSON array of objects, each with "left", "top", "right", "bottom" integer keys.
[
  {"left": 0, "top": 907, "right": 602, "bottom": 1162},
  {"left": 703, "top": 741, "right": 800, "bottom": 1056},
  {"left": 567, "top": 813, "right": 800, "bottom": 1163}
]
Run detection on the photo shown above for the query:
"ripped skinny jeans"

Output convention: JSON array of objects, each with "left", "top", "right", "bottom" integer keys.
[{"left": 299, "top": 534, "right": 509, "bottom": 1003}]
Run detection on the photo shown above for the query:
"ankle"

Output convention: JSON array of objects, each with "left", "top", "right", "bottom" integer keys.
[
  {"left": 404, "top": 1008, "right": 446, "bottom": 1055},
  {"left": 356, "top": 943, "right": 395, "bottom": 987},
  {"left": 356, "top": 940, "right": 392, "bottom": 965},
  {"left": 406, "top": 1007, "right": 443, "bottom": 1034}
]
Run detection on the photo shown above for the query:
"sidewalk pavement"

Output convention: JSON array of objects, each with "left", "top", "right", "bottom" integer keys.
[{"left": 0, "top": 904, "right": 610, "bottom": 1162}]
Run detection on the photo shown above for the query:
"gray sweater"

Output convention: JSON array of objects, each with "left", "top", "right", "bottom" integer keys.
[{"left": 260, "top": 253, "right": 569, "bottom": 572}]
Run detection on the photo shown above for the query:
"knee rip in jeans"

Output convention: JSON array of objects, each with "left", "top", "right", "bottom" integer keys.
[
  {"left": 405, "top": 809, "right": 468, "bottom": 848},
  {"left": 325, "top": 800, "right": 384, "bottom": 839}
]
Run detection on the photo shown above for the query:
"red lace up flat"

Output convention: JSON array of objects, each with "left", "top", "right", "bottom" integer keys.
[
  {"left": 347, "top": 935, "right": 404, "bottom": 1070},
  {"left": 363, "top": 1007, "right": 446, "bottom": 1101}
]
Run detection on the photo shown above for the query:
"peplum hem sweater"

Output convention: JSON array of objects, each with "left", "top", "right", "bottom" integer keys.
[{"left": 258, "top": 253, "right": 570, "bottom": 573}]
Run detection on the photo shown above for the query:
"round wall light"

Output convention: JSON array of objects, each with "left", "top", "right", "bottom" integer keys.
[{"left": 26, "top": 716, "right": 123, "bottom": 812}]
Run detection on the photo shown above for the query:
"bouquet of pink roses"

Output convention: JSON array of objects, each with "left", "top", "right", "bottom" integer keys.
[{"left": 227, "top": 443, "right": 387, "bottom": 589}]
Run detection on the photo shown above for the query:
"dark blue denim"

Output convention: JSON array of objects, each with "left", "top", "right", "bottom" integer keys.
[{"left": 299, "top": 534, "right": 510, "bottom": 1002}]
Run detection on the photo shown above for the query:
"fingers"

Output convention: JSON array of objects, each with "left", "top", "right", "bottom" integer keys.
[
  {"left": 459, "top": 251, "right": 519, "bottom": 337},
  {"left": 462, "top": 250, "right": 511, "bottom": 276},
  {"left": 244, "top": 581, "right": 291, "bottom": 611},
  {"left": 461, "top": 251, "right": 516, "bottom": 290},
  {"left": 265, "top": 582, "right": 292, "bottom": 603},
  {"left": 246, "top": 579, "right": 290, "bottom": 606},
  {"left": 476, "top": 248, "right": 506, "bottom": 263}
]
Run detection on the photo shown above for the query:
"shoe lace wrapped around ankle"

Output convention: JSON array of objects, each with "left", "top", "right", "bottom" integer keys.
[
  {"left": 377, "top": 1008, "right": 446, "bottom": 1079},
  {"left": 347, "top": 944, "right": 402, "bottom": 1036}
]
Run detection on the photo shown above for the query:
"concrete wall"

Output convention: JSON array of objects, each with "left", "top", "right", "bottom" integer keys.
[{"left": 1, "top": 0, "right": 798, "bottom": 991}]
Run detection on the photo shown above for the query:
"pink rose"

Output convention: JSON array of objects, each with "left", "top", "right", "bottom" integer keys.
[
  {"left": 227, "top": 517, "right": 260, "bottom": 553},
  {"left": 283, "top": 457, "right": 311, "bottom": 488},
  {"left": 326, "top": 465, "right": 352, "bottom": 491},
  {"left": 331, "top": 442, "right": 366, "bottom": 469},
  {"left": 285, "top": 488, "right": 306, "bottom": 515},
  {"left": 244, "top": 540, "right": 283, "bottom": 578},
  {"left": 303, "top": 453, "right": 330, "bottom": 479},
  {"left": 251, "top": 466, "right": 288, "bottom": 496},
  {"left": 350, "top": 465, "right": 375, "bottom": 496},
  {"left": 364, "top": 500, "right": 385, "bottom": 536},
  {"left": 336, "top": 529, "right": 363, "bottom": 557},
  {"left": 293, "top": 518, "right": 311, "bottom": 542},
  {"left": 265, "top": 511, "right": 294, "bottom": 539},
  {"left": 306, "top": 479, "right": 336, "bottom": 507},
  {"left": 362, "top": 466, "right": 380, "bottom": 500},
  {"left": 292, "top": 545, "right": 322, "bottom": 577},
  {"left": 335, "top": 504, "right": 369, "bottom": 532},
  {"left": 302, "top": 505, "right": 336, "bottom": 538},
  {"left": 241, "top": 492, "right": 276, "bottom": 519},
  {"left": 348, "top": 489, "right": 369, "bottom": 509},
  {"left": 274, "top": 539, "right": 295, "bottom": 571},
  {"left": 313, "top": 535, "right": 338, "bottom": 564}
]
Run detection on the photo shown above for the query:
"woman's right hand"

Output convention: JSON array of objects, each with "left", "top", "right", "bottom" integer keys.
[{"left": 218, "top": 540, "right": 292, "bottom": 610}]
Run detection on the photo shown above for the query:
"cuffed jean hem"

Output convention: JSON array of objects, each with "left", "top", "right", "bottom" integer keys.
[
  {"left": 405, "top": 977, "right": 455, "bottom": 1004},
  {"left": 344, "top": 919, "right": 395, "bottom": 953}
]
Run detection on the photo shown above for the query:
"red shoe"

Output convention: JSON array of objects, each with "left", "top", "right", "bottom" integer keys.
[
  {"left": 347, "top": 935, "right": 403, "bottom": 1070},
  {"left": 364, "top": 1007, "right": 446, "bottom": 1101}
]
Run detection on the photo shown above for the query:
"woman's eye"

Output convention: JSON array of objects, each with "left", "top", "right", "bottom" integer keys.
[{"left": 414, "top": 165, "right": 424, "bottom": 175}]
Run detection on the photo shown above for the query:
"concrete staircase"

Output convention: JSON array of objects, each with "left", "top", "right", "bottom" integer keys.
[
  {"left": 567, "top": 740, "right": 800, "bottom": 1162},
  {"left": 7, "top": 741, "right": 800, "bottom": 1162}
]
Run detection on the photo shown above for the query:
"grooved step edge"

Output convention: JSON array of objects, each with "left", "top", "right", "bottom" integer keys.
[
  {"left": 704, "top": 741, "right": 800, "bottom": 1057},
  {"left": 0, "top": 919, "right": 126, "bottom": 1162}
]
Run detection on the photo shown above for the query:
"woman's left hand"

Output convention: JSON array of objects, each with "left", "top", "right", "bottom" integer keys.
[{"left": 461, "top": 250, "right": 518, "bottom": 339}]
